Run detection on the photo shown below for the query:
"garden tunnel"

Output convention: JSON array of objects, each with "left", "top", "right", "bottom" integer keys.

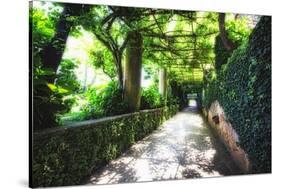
[
  {"left": 33, "top": 2, "right": 225, "bottom": 129},
  {"left": 31, "top": 1, "right": 271, "bottom": 187}
]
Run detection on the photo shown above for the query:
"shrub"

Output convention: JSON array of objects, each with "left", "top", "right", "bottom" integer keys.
[
  {"left": 56, "top": 59, "right": 81, "bottom": 113},
  {"left": 56, "top": 59, "right": 81, "bottom": 93},
  {"left": 33, "top": 64, "right": 71, "bottom": 130},
  {"left": 169, "top": 80, "right": 188, "bottom": 109},
  {"left": 82, "top": 81, "right": 130, "bottom": 119},
  {"left": 140, "top": 85, "right": 164, "bottom": 109},
  {"left": 100, "top": 81, "right": 130, "bottom": 116},
  {"left": 167, "top": 94, "right": 180, "bottom": 106},
  {"left": 82, "top": 87, "right": 103, "bottom": 118}
]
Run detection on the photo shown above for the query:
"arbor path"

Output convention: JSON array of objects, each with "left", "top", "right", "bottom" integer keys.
[{"left": 88, "top": 106, "right": 241, "bottom": 185}]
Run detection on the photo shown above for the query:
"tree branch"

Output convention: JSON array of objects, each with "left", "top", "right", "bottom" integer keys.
[
  {"left": 119, "top": 34, "right": 130, "bottom": 53},
  {"left": 218, "top": 13, "right": 236, "bottom": 51}
]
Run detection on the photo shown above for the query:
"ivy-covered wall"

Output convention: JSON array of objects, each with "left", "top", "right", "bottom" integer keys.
[
  {"left": 202, "top": 16, "right": 271, "bottom": 173},
  {"left": 32, "top": 105, "right": 178, "bottom": 187}
]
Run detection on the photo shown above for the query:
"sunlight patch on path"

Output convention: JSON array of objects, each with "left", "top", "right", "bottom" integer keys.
[{"left": 88, "top": 107, "right": 241, "bottom": 185}]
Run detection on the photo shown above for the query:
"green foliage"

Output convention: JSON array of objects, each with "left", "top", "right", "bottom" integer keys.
[
  {"left": 202, "top": 16, "right": 271, "bottom": 173},
  {"left": 30, "top": 4, "right": 62, "bottom": 55},
  {"left": 31, "top": 4, "right": 272, "bottom": 187},
  {"left": 33, "top": 58, "right": 81, "bottom": 130},
  {"left": 226, "top": 15, "right": 251, "bottom": 44},
  {"left": 202, "top": 79, "right": 219, "bottom": 108},
  {"left": 214, "top": 35, "right": 233, "bottom": 70},
  {"left": 167, "top": 93, "right": 180, "bottom": 107},
  {"left": 31, "top": 3, "right": 79, "bottom": 130},
  {"left": 33, "top": 64, "right": 70, "bottom": 130},
  {"left": 60, "top": 81, "right": 171, "bottom": 124},
  {"left": 141, "top": 85, "right": 164, "bottom": 109},
  {"left": 182, "top": 81, "right": 203, "bottom": 94},
  {"left": 56, "top": 59, "right": 81, "bottom": 110},
  {"left": 82, "top": 81, "right": 129, "bottom": 119},
  {"left": 90, "top": 37, "right": 117, "bottom": 79},
  {"left": 169, "top": 80, "right": 191, "bottom": 109},
  {"left": 60, "top": 111, "right": 89, "bottom": 124},
  {"left": 99, "top": 81, "right": 130, "bottom": 116},
  {"left": 214, "top": 15, "right": 252, "bottom": 71},
  {"left": 32, "top": 105, "right": 179, "bottom": 187},
  {"left": 56, "top": 59, "right": 81, "bottom": 92}
]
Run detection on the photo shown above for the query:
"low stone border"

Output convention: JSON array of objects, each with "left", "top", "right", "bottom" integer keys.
[{"left": 31, "top": 105, "right": 179, "bottom": 187}]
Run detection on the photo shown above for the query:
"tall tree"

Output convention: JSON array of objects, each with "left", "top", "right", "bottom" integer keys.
[
  {"left": 40, "top": 3, "right": 89, "bottom": 82},
  {"left": 218, "top": 13, "right": 236, "bottom": 51},
  {"left": 93, "top": 25, "right": 130, "bottom": 89}
]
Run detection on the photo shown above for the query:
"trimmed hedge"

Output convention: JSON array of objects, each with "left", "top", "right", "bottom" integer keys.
[
  {"left": 202, "top": 16, "right": 271, "bottom": 173},
  {"left": 32, "top": 105, "right": 179, "bottom": 187}
]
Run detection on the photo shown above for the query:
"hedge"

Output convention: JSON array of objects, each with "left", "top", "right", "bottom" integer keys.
[
  {"left": 31, "top": 105, "right": 179, "bottom": 187},
  {"left": 202, "top": 16, "right": 271, "bottom": 173}
]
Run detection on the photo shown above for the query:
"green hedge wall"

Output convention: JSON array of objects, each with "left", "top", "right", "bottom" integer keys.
[
  {"left": 202, "top": 16, "right": 271, "bottom": 173},
  {"left": 214, "top": 35, "right": 233, "bottom": 70},
  {"left": 32, "top": 105, "right": 179, "bottom": 187}
]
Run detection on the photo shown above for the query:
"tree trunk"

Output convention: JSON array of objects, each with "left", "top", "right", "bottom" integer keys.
[
  {"left": 218, "top": 13, "right": 236, "bottom": 51},
  {"left": 124, "top": 31, "right": 143, "bottom": 112},
  {"left": 159, "top": 68, "right": 168, "bottom": 105},
  {"left": 40, "top": 4, "right": 87, "bottom": 83},
  {"left": 113, "top": 51, "right": 124, "bottom": 89}
]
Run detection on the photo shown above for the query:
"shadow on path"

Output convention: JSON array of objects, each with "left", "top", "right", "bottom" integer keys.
[{"left": 87, "top": 105, "right": 242, "bottom": 185}]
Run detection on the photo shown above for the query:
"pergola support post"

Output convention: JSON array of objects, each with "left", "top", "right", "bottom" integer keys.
[
  {"left": 124, "top": 31, "right": 143, "bottom": 112},
  {"left": 159, "top": 67, "right": 168, "bottom": 105}
]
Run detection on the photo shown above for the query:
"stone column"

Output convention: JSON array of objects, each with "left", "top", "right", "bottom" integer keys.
[
  {"left": 159, "top": 68, "right": 168, "bottom": 105},
  {"left": 124, "top": 31, "right": 143, "bottom": 112}
]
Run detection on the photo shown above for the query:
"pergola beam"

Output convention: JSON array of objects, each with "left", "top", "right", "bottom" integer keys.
[
  {"left": 144, "top": 48, "right": 214, "bottom": 52},
  {"left": 101, "top": 6, "right": 215, "bottom": 83}
]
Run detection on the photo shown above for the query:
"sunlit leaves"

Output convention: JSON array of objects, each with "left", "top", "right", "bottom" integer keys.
[
  {"left": 31, "top": 2, "right": 63, "bottom": 54},
  {"left": 89, "top": 36, "right": 117, "bottom": 79},
  {"left": 56, "top": 59, "right": 81, "bottom": 92},
  {"left": 225, "top": 14, "right": 252, "bottom": 44},
  {"left": 47, "top": 83, "right": 69, "bottom": 94}
]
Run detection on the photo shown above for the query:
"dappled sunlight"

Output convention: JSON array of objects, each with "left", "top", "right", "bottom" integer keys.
[
  {"left": 141, "top": 68, "right": 154, "bottom": 88},
  {"left": 62, "top": 29, "right": 112, "bottom": 87},
  {"left": 33, "top": 1, "right": 63, "bottom": 14},
  {"left": 31, "top": 1, "right": 270, "bottom": 186},
  {"left": 89, "top": 107, "right": 241, "bottom": 185}
]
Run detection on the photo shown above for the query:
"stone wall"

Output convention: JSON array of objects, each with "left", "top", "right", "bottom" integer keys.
[
  {"left": 32, "top": 105, "right": 179, "bottom": 187},
  {"left": 203, "top": 101, "right": 251, "bottom": 173}
]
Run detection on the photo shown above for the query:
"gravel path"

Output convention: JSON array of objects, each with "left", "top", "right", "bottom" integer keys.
[{"left": 88, "top": 106, "right": 241, "bottom": 185}]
